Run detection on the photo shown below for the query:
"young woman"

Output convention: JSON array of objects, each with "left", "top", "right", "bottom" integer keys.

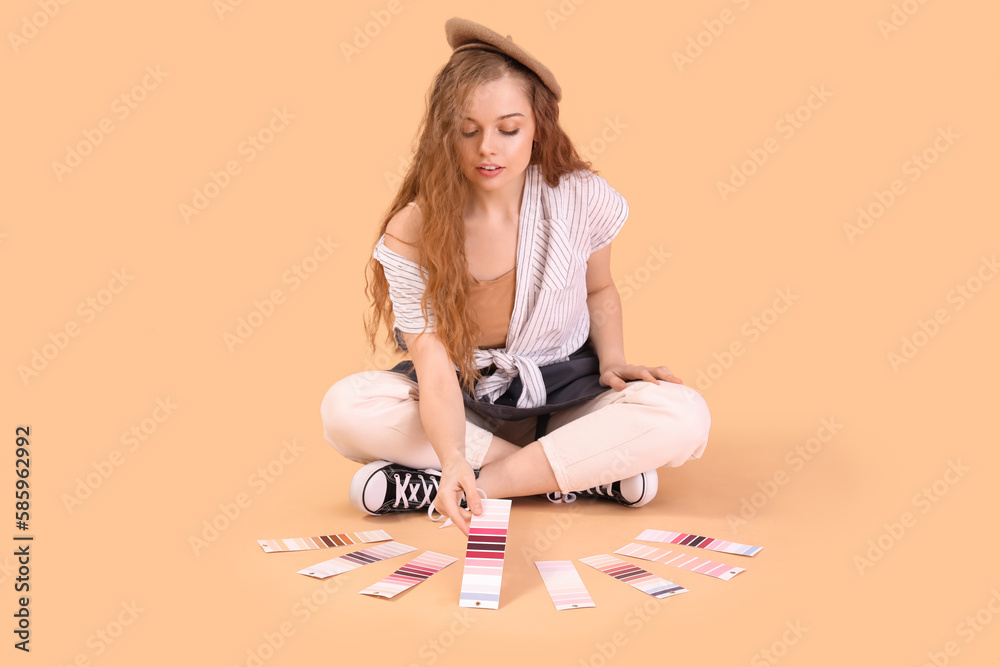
[{"left": 321, "top": 17, "right": 711, "bottom": 536}]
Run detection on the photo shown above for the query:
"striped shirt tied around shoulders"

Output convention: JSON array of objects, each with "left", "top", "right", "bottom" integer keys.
[{"left": 372, "top": 164, "right": 629, "bottom": 409}]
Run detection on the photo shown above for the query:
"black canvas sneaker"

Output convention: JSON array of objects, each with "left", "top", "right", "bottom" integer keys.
[
  {"left": 546, "top": 469, "right": 658, "bottom": 508},
  {"left": 349, "top": 460, "right": 479, "bottom": 515}
]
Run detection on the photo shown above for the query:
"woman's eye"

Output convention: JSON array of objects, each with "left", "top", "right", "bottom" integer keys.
[{"left": 461, "top": 129, "right": 520, "bottom": 138}]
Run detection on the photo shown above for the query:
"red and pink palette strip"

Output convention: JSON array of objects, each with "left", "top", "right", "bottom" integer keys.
[
  {"left": 578, "top": 554, "right": 688, "bottom": 599},
  {"left": 257, "top": 530, "right": 392, "bottom": 553},
  {"left": 615, "top": 543, "right": 745, "bottom": 581},
  {"left": 535, "top": 561, "right": 596, "bottom": 610},
  {"left": 458, "top": 498, "right": 512, "bottom": 610},
  {"left": 636, "top": 529, "right": 763, "bottom": 557},
  {"left": 358, "top": 551, "right": 458, "bottom": 599},
  {"left": 298, "top": 541, "right": 416, "bottom": 579}
]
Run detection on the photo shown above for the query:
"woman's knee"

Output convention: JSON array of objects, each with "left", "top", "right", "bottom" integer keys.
[
  {"left": 320, "top": 373, "right": 379, "bottom": 460},
  {"left": 627, "top": 381, "right": 712, "bottom": 464},
  {"left": 677, "top": 384, "right": 712, "bottom": 459}
]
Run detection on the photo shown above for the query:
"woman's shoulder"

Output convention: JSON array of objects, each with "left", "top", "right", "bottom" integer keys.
[
  {"left": 380, "top": 202, "right": 423, "bottom": 264},
  {"left": 539, "top": 167, "right": 609, "bottom": 198}
]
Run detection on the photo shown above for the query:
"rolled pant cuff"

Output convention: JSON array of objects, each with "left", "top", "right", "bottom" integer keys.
[
  {"left": 537, "top": 426, "right": 655, "bottom": 494},
  {"left": 465, "top": 422, "right": 494, "bottom": 470},
  {"left": 537, "top": 433, "right": 574, "bottom": 494}
]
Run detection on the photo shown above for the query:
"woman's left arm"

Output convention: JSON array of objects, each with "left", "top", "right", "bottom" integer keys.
[{"left": 585, "top": 242, "right": 683, "bottom": 391}]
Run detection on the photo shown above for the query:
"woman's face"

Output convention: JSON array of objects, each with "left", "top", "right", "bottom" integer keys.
[{"left": 456, "top": 75, "right": 536, "bottom": 194}]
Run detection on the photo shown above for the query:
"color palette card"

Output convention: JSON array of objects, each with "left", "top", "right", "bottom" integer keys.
[
  {"left": 535, "top": 561, "right": 596, "bottom": 610},
  {"left": 636, "top": 529, "right": 763, "bottom": 557},
  {"left": 257, "top": 530, "right": 392, "bottom": 553},
  {"left": 579, "top": 554, "right": 688, "bottom": 599},
  {"left": 458, "top": 498, "right": 512, "bottom": 609},
  {"left": 298, "top": 541, "right": 416, "bottom": 579},
  {"left": 358, "top": 551, "right": 458, "bottom": 599},
  {"left": 615, "top": 543, "right": 745, "bottom": 581}
]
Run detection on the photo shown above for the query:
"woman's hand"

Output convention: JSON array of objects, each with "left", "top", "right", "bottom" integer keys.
[
  {"left": 433, "top": 458, "right": 483, "bottom": 536},
  {"left": 599, "top": 364, "right": 683, "bottom": 391}
]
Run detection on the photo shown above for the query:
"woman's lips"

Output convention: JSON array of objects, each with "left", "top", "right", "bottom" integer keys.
[{"left": 477, "top": 166, "right": 504, "bottom": 177}]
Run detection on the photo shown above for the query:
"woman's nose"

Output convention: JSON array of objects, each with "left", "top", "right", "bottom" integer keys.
[{"left": 479, "top": 130, "right": 497, "bottom": 155}]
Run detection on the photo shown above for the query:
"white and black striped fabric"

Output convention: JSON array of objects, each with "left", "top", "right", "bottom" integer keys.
[{"left": 372, "top": 164, "right": 629, "bottom": 409}]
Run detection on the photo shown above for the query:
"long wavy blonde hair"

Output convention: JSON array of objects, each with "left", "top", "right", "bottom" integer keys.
[{"left": 364, "top": 47, "right": 597, "bottom": 394}]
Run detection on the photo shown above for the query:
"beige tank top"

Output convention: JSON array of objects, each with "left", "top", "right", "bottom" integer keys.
[{"left": 384, "top": 208, "right": 515, "bottom": 349}]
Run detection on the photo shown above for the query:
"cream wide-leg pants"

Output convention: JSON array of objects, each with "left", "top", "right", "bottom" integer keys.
[{"left": 320, "top": 369, "right": 711, "bottom": 494}]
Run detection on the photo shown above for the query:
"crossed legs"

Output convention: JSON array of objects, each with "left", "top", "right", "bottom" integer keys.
[{"left": 321, "top": 370, "right": 711, "bottom": 500}]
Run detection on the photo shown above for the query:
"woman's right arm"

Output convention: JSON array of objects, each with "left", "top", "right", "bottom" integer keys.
[
  {"left": 382, "top": 204, "right": 483, "bottom": 534},
  {"left": 402, "top": 329, "right": 483, "bottom": 535}
]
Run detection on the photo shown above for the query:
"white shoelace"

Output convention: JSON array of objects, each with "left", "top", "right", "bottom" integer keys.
[
  {"left": 392, "top": 469, "right": 441, "bottom": 510},
  {"left": 546, "top": 483, "right": 612, "bottom": 503}
]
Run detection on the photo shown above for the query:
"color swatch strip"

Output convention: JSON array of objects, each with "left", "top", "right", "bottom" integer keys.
[
  {"left": 358, "top": 551, "right": 458, "bottom": 599},
  {"left": 535, "top": 561, "right": 596, "bottom": 610},
  {"left": 578, "top": 554, "right": 688, "bottom": 599},
  {"left": 615, "top": 543, "right": 746, "bottom": 581},
  {"left": 257, "top": 529, "right": 392, "bottom": 553},
  {"left": 298, "top": 541, "right": 416, "bottom": 579},
  {"left": 636, "top": 529, "right": 763, "bottom": 557},
  {"left": 458, "top": 498, "right": 512, "bottom": 609}
]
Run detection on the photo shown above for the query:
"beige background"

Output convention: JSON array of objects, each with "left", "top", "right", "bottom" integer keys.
[{"left": 3, "top": 1, "right": 999, "bottom": 665}]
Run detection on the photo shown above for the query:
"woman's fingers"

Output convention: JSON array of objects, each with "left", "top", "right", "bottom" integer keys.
[
  {"left": 656, "top": 365, "right": 683, "bottom": 384},
  {"left": 440, "top": 490, "right": 471, "bottom": 535},
  {"left": 434, "top": 469, "right": 471, "bottom": 535},
  {"left": 463, "top": 478, "right": 483, "bottom": 516}
]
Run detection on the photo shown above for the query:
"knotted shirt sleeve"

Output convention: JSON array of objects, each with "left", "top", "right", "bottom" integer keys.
[{"left": 373, "top": 237, "right": 436, "bottom": 352}]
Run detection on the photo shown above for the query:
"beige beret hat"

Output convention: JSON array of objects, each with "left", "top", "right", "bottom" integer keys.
[{"left": 444, "top": 17, "right": 563, "bottom": 103}]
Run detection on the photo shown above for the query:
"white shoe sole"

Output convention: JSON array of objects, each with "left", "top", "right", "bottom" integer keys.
[
  {"left": 348, "top": 460, "right": 393, "bottom": 514},
  {"left": 628, "top": 470, "right": 658, "bottom": 507}
]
